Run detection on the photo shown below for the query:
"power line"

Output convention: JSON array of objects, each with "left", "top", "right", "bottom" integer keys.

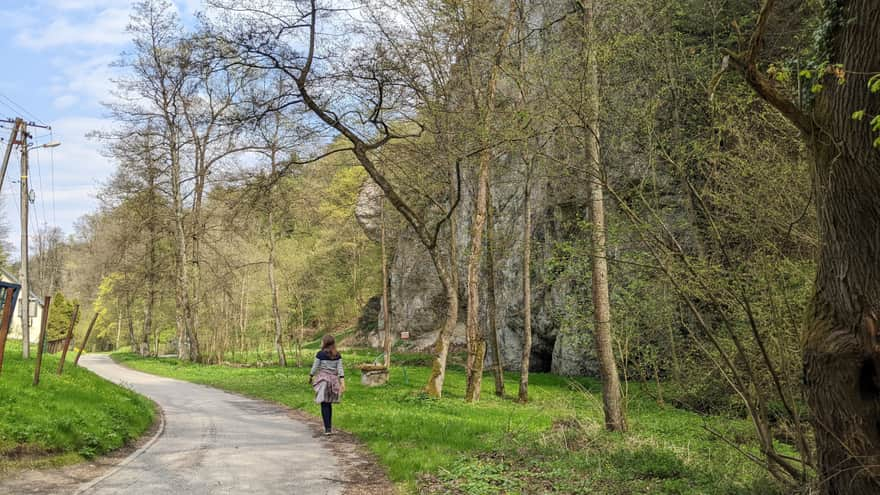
[
  {"left": 49, "top": 130, "right": 57, "bottom": 226},
  {"left": 0, "top": 93, "right": 47, "bottom": 127},
  {"left": 33, "top": 148, "right": 48, "bottom": 228}
]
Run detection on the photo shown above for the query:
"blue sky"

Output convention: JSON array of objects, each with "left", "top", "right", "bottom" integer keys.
[{"left": 0, "top": 0, "right": 201, "bottom": 258}]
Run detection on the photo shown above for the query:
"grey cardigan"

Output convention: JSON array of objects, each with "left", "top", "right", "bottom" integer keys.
[{"left": 310, "top": 350, "right": 344, "bottom": 378}]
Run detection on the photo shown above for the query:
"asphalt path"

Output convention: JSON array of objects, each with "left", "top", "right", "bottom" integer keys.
[{"left": 76, "top": 354, "right": 343, "bottom": 495}]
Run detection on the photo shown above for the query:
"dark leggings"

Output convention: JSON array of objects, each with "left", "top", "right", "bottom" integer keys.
[{"left": 321, "top": 402, "right": 332, "bottom": 431}]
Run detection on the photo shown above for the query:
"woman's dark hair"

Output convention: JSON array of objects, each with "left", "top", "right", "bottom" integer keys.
[{"left": 321, "top": 334, "right": 338, "bottom": 358}]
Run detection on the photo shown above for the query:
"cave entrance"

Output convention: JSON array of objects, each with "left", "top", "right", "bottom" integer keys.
[{"left": 529, "top": 335, "right": 555, "bottom": 373}]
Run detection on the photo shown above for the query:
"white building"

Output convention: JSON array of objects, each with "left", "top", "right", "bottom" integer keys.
[{"left": 1, "top": 269, "right": 45, "bottom": 344}]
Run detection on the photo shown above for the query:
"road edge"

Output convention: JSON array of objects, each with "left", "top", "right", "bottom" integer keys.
[{"left": 73, "top": 400, "right": 166, "bottom": 494}]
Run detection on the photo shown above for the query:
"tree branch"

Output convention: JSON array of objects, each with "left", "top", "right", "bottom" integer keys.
[{"left": 721, "top": 0, "right": 813, "bottom": 136}]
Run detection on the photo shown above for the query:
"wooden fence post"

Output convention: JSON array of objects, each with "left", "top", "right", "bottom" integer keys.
[
  {"left": 57, "top": 304, "right": 79, "bottom": 376},
  {"left": 0, "top": 287, "right": 16, "bottom": 377},
  {"left": 74, "top": 312, "right": 99, "bottom": 367},
  {"left": 33, "top": 295, "right": 51, "bottom": 386}
]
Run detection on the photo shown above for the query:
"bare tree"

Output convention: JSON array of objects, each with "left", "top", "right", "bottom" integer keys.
[
  {"left": 580, "top": 0, "right": 626, "bottom": 432},
  {"left": 209, "top": 0, "right": 470, "bottom": 396}
]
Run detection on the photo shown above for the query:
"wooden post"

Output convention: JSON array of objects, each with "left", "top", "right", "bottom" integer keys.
[
  {"left": 57, "top": 304, "right": 79, "bottom": 376},
  {"left": 0, "top": 287, "right": 17, "bottom": 377},
  {"left": 74, "top": 312, "right": 99, "bottom": 367},
  {"left": 33, "top": 296, "right": 51, "bottom": 385}
]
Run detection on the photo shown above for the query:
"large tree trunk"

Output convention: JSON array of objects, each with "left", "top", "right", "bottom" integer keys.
[
  {"left": 726, "top": 1, "right": 880, "bottom": 491},
  {"left": 803, "top": 2, "right": 880, "bottom": 490},
  {"left": 583, "top": 0, "right": 626, "bottom": 432}
]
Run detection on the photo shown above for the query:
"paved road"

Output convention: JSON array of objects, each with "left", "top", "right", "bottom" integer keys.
[{"left": 78, "top": 355, "right": 343, "bottom": 495}]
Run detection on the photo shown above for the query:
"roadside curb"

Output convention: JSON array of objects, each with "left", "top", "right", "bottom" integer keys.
[{"left": 73, "top": 403, "right": 166, "bottom": 494}]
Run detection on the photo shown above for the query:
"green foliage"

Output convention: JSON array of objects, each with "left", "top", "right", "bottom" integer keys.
[
  {"left": 46, "top": 293, "right": 78, "bottom": 342},
  {"left": 0, "top": 341, "right": 154, "bottom": 472},
  {"left": 608, "top": 447, "right": 688, "bottom": 480}
]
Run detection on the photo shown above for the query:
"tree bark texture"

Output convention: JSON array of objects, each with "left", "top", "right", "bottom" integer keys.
[
  {"left": 381, "top": 200, "right": 393, "bottom": 369},
  {"left": 583, "top": 0, "right": 627, "bottom": 432},
  {"left": 802, "top": 2, "right": 880, "bottom": 491},
  {"left": 486, "top": 186, "right": 505, "bottom": 397},
  {"left": 726, "top": 1, "right": 880, "bottom": 491}
]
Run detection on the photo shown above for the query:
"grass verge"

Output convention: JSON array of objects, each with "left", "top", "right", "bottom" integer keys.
[
  {"left": 0, "top": 340, "right": 155, "bottom": 473},
  {"left": 114, "top": 346, "right": 786, "bottom": 494}
]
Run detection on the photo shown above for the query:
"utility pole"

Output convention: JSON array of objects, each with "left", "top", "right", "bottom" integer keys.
[
  {"left": 1, "top": 117, "right": 57, "bottom": 359},
  {"left": 19, "top": 121, "right": 30, "bottom": 358},
  {"left": 0, "top": 118, "right": 22, "bottom": 194}
]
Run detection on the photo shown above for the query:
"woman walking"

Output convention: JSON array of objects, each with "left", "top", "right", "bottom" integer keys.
[{"left": 309, "top": 335, "right": 345, "bottom": 435}]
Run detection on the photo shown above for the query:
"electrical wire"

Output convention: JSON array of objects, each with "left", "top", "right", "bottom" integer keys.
[
  {"left": 0, "top": 92, "right": 47, "bottom": 126},
  {"left": 33, "top": 147, "right": 48, "bottom": 228},
  {"left": 49, "top": 129, "right": 56, "bottom": 226},
  {"left": 9, "top": 153, "right": 22, "bottom": 258}
]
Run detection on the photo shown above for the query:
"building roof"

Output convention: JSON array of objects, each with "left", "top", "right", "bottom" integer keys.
[{"left": 0, "top": 268, "right": 45, "bottom": 306}]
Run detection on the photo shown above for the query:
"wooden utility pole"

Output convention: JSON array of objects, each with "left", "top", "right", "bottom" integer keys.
[
  {"left": 0, "top": 119, "right": 22, "bottom": 195},
  {"left": 0, "top": 287, "right": 17, "bottom": 376},
  {"left": 33, "top": 295, "right": 51, "bottom": 385},
  {"left": 74, "top": 312, "right": 100, "bottom": 366},
  {"left": 57, "top": 304, "right": 79, "bottom": 375},
  {"left": 19, "top": 121, "right": 30, "bottom": 359},
  {"left": 1, "top": 117, "right": 57, "bottom": 360}
]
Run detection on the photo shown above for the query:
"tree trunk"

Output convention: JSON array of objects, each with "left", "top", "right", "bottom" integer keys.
[
  {"left": 802, "top": 2, "right": 880, "bottom": 487},
  {"left": 143, "top": 133, "right": 159, "bottom": 357},
  {"left": 268, "top": 144, "right": 287, "bottom": 368},
  {"left": 519, "top": 178, "right": 532, "bottom": 403},
  {"left": 464, "top": 148, "right": 490, "bottom": 403},
  {"left": 268, "top": 209, "right": 286, "bottom": 367},
  {"left": 127, "top": 313, "right": 136, "bottom": 349},
  {"left": 486, "top": 185, "right": 505, "bottom": 397},
  {"left": 425, "top": 251, "right": 458, "bottom": 398},
  {"left": 381, "top": 200, "right": 392, "bottom": 369},
  {"left": 725, "top": 1, "right": 880, "bottom": 491},
  {"left": 115, "top": 296, "right": 122, "bottom": 350},
  {"left": 464, "top": 0, "right": 517, "bottom": 404},
  {"left": 170, "top": 134, "right": 199, "bottom": 362},
  {"left": 583, "top": 0, "right": 626, "bottom": 432}
]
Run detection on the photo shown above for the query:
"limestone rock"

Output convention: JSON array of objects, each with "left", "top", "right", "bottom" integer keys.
[{"left": 355, "top": 179, "right": 385, "bottom": 243}]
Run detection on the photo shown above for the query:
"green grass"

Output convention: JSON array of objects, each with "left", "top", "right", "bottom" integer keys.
[
  {"left": 0, "top": 340, "right": 155, "bottom": 473},
  {"left": 114, "top": 346, "right": 787, "bottom": 494}
]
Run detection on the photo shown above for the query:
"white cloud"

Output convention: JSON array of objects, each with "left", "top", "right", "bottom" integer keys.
[
  {"left": 44, "top": 0, "right": 133, "bottom": 10},
  {"left": 49, "top": 53, "right": 119, "bottom": 112},
  {"left": 15, "top": 7, "right": 131, "bottom": 50},
  {"left": 53, "top": 94, "right": 79, "bottom": 110}
]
